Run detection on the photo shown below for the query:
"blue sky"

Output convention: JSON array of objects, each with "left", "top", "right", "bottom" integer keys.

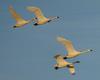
[{"left": 0, "top": 0, "right": 100, "bottom": 80}]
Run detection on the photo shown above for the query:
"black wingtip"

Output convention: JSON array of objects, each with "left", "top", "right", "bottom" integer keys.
[
  {"left": 54, "top": 67, "right": 59, "bottom": 70},
  {"left": 34, "top": 23, "right": 38, "bottom": 26},
  {"left": 63, "top": 57, "right": 67, "bottom": 59}
]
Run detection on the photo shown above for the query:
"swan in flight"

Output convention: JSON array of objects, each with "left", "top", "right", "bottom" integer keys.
[
  {"left": 54, "top": 54, "right": 80, "bottom": 75},
  {"left": 26, "top": 6, "right": 59, "bottom": 26},
  {"left": 57, "top": 36, "right": 93, "bottom": 59},
  {"left": 9, "top": 5, "right": 35, "bottom": 28}
]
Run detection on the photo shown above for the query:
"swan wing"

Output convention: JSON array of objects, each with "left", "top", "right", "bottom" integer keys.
[
  {"left": 26, "top": 6, "right": 47, "bottom": 20},
  {"left": 9, "top": 5, "right": 26, "bottom": 22},
  {"left": 57, "top": 36, "right": 75, "bottom": 53}
]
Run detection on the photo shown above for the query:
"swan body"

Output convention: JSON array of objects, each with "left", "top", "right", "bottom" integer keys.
[
  {"left": 57, "top": 36, "right": 93, "bottom": 59},
  {"left": 54, "top": 54, "right": 80, "bottom": 75},
  {"left": 26, "top": 6, "right": 59, "bottom": 26}
]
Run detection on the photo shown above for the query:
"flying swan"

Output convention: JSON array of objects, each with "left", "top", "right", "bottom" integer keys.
[
  {"left": 26, "top": 6, "right": 59, "bottom": 26},
  {"left": 54, "top": 54, "right": 80, "bottom": 75},
  {"left": 57, "top": 36, "right": 93, "bottom": 59},
  {"left": 9, "top": 5, "right": 35, "bottom": 28}
]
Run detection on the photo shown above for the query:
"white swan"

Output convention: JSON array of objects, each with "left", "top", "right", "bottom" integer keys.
[
  {"left": 9, "top": 5, "right": 35, "bottom": 28},
  {"left": 54, "top": 54, "right": 80, "bottom": 75},
  {"left": 57, "top": 36, "right": 93, "bottom": 59},
  {"left": 26, "top": 6, "right": 59, "bottom": 26}
]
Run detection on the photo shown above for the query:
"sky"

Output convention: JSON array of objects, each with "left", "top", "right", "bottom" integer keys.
[{"left": 0, "top": 0, "right": 100, "bottom": 80}]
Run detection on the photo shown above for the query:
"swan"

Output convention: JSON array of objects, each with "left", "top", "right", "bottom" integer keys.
[
  {"left": 57, "top": 36, "right": 93, "bottom": 59},
  {"left": 54, "top": 54, "right": 80, "bottom": 75},
  {"left": 26, "top": 6, "right": 59, "bottom": 26},
  {"left": 9, "top": 5, "right": 35, "bottom": 28}
]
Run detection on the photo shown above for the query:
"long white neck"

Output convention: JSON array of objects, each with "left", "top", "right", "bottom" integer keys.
[
  {"left": 80, "top": 49, "right": 93, "bottom": 55},
  {"left": 49, "top": 16, "right": 59, "bottom": 20}
]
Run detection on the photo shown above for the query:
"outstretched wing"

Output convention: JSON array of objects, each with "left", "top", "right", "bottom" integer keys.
[
  {"left": 57, "top": 36, "right": 76, "bottom": 53},
  {"left": 68, "top": 64, "right": 75, "bottom": 75},
  {"left": 54, "top": 54, "right": 66, "bottom": 65},
  {"left": 26, "top": 6, "right": 47, "bottom": 20},
  {"left": 9, "top": 5, "right": 26, "bottom": 22}
]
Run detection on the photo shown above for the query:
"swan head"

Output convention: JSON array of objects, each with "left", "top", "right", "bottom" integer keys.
[
  {"left": 48, "top": 16, "right": 60, "bottom": 22},
  {"left": 47, "top": 17, "right": 59, "bottom": 23},
  {"left": 85, "top": 49, "right": 93, "bottom": 52},
  {"left": 90, "top": 49, "right": 93, "bottom": 52},
  {"left": 57, "top": 16, "right": 60, "bottom": 19},
  {"left": 53, "top": 16, "right": 60, "bottom": 19}
]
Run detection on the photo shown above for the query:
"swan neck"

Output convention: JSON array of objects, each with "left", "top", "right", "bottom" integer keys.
[{"left": 80, "top": 50, "right": 90, "bottom": 54}]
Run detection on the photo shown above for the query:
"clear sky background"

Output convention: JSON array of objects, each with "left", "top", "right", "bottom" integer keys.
[{"left": 0, "top": 0, "right": 100, "bottom": 80}]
